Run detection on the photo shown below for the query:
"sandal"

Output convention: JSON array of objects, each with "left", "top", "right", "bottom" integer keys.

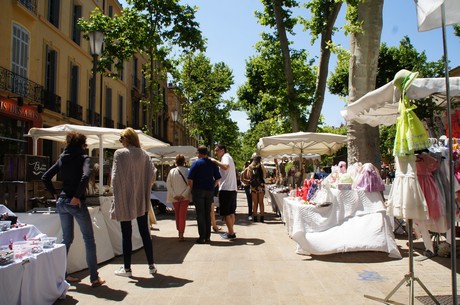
[
  {"left": 91, "top": 277, "right": 106, "bottom": 288},
  {"left": 66, "top": 275, "right": 80, "bottom": 283}
]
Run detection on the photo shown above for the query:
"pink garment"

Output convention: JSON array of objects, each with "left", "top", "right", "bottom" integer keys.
[
  {"left": 173, "top": 200, "right": 189, "bottom": 233},
  {"left": 416, "top": 153, "right": 442, "bottom": 220},
  {"left": 354, "top": 163, "right": 385, "bottom": 192}
]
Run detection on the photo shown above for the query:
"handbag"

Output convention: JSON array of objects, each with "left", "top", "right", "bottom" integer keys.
[
  {"left": 177, "top": 168, "right": 188, "bottom": 186},
  {"left": 176, "top": 168, "right": 192, "bottom": 202}
]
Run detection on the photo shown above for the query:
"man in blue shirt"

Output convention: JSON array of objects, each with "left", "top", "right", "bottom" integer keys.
[{"left": 187, "top": 146, "right": 221, "bottom": 244}]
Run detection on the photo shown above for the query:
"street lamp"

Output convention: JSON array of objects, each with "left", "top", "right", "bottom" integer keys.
[
  {"left": 89, "top": 30, "right": 104, "bottom": 126},
  {"left": 171, "top": 110, "right": 178, "bottom": 145}
]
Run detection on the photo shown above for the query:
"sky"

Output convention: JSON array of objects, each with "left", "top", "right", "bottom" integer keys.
[{"left": 118, "top": 0, "right": 459, "bottom": 132}]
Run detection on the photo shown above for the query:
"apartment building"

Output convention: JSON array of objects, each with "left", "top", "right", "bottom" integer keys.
[{"left": 0, "top": 0, "right": 171, "bottom": 166}]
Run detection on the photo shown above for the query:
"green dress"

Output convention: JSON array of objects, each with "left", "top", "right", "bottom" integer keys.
[{"left": 393, "top": 93, "right": 429, "bottom": 156}]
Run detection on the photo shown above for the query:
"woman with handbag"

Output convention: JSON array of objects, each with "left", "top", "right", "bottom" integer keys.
[{"left": 166, "top": 154, "right": 192, "bottom": 241}]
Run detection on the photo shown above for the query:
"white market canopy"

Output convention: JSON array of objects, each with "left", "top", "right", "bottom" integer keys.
[
  {"left": 25, "top": 124, "right": 169, "bottom": 195},
  {"left": 146, "top": 145, "right": 196, "bottom": 162},
  {"left": 261, "top": 153, "right": 321, "bottom": 163},
  {"left": 26, "top": 124, "right": 169, "bottom": 151},
  {"left": 341, "top": 77, "right": 460, "bottom": 126},
  {"left": 257, "top": 132, "right": 347, "bottom": 157}
]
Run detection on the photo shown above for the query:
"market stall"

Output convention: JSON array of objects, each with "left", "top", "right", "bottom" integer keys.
[
  {"left": 283, "top": 189, "right": 401, "bottom": 258},
  {"left": 25, "top": 124, "right": 169, "bottom": 195},
  {"left": 342, "top": 74, "right": 460, "bottom": 304},
  {"left": 257, "top": 132, "right": 346, "bottom": 216},
  {"left": 0, "top": 204, "right": 69, "bottom": 305}
]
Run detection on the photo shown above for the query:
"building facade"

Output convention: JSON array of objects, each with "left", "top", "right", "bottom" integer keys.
[{"left": 0, "top": 0, "right": 175, "bottom": 168}]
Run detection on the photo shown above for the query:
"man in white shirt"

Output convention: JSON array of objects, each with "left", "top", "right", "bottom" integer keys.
[{"left": 212, "top": 144, "right": 237, "bottom": 239}]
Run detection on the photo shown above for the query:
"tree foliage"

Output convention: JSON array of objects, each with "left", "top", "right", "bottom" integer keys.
[
  {"left": 236, "top": 35, "right": 316, "bottom": 130},
  {"left": 171, "top": 53, "right": 237, "bottom": 151},
  {"left": 78, "top": 0, "right": 205, "bottom": 133}
]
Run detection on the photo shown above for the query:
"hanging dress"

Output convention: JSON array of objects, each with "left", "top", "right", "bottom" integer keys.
[
  {"left": 387, "top": 155, "right": 429, "bottom": 220},
  {"left": 415, "top": 153, "right": 442, "bottom": 220},
  {"left": 392, "top": 92, "right": 429, "bottom": 156},
  {"left": 388, "top": 82, "right": 430, "bottom": 220}
]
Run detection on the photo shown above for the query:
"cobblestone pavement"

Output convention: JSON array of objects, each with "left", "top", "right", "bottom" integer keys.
[{"left": 54, "top": 190, "right": 458, "bottom": 305}]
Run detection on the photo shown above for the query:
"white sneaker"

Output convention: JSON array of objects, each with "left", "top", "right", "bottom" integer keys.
[
  {"left": 114, "top": 266, "right": 132, "bottom": 277},
  {"left": 149, "top": 265, "right": 157, "bottom": 275}
]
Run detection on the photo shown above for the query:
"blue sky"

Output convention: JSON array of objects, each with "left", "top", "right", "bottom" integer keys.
[{"left": 118, "top": 0, "right": 459, "bottom": 132}]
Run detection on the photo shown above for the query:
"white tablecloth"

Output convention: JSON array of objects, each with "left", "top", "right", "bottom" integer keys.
[
  {"left": 0, "top": 224, "right": 42, "bottom": 245},
  {"left": 151, "top": 191, "right": 171, "bottom": 208},
  {"left": 16, "top": 196, "right": 143, "bottom": 273},
  {"left": 0, "top": 244, "right": 69, "bottom": 305},
  {"left": 283, "top": 189, "right": 401, "bottom": 258},
  {"left": 270, "top": 192, "right": 288, "bottom": 217},
  {"left": 98, "top": 196, "right": 143, "bottom": 255}
]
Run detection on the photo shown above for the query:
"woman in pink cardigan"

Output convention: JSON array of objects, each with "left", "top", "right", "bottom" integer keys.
[{"left": 110, "top": 127, "right": 157, "bottom": 277}]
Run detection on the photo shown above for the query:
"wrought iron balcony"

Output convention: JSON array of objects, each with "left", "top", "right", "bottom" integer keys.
[
  {"left": 17, "top": 0, "right": 37, "bottom": 15},
  {"left": 0, "top": 66, "right": 42, "bottom": 103},
  {"left": 104, "top": 117, "right": 114, "bottom": 128},
  {"left": 66, "top": 101, "right": 82, "bottom": 121},
  {"left": 86, "top": 109, "right": 101, "bottom": 126},
  {"left": 42, "top": 89, "right": 61, "bottom": 113}
]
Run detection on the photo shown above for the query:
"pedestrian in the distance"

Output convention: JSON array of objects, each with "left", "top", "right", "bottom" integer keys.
[{"left": 166, "top": 154, "right": 191, "bottom": 241}]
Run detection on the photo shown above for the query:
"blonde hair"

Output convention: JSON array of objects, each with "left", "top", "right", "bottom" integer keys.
[{"left": 120, "top": 127, "right": 141, "bottom": 148}]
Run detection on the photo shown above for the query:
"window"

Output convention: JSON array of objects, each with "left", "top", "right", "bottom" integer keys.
[
  {"left": 132, "top": 57, "right": 138, "bottom": 87},
  {"left": 118, "top": 61, "right": 124, "bottom": 81},
  {"left": 69, "top": 63, "right": 79, "bottom": 105},
  {"left": 48, "top": 0, "right": 60, "bottom": 28},
  {"left": 108, "top": 5, "right": 113, "bottom": 18},
  {"left": 45, "top": 46, "right": 57, "bottom": 95},
  {"left": 72, "top": 5, "right": 82, "bottom": 45},
  {"left": 11, "top": 23, "right": 29, "bottom": 95},
  {"left": 105, "top": 86, "right": 112, "bottom": 120},
  {"left": 118, "top": 95, "right": 123, "bottom": 125}
]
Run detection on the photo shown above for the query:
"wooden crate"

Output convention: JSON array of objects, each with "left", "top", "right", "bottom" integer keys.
[
  {"left": 3, "top": 155, "right": 50, "bottom": 181},
  {"left": 0, "top": 181, "right": 33, "bottom": 212}
]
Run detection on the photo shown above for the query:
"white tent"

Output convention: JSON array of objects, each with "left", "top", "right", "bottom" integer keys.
[
  {"left": 25, "top": 124, "right": 169, "bottom": 194},
  {"left": 257, "top": 132, "right": 347, "bottom": 157},
  {"left": 340, "top": 77, "right": 460, "bottom": 126},
  {"left": 146, "top": 145, "right": 196, "bottom": 161},
  {"left": 146, "top": 145, "right": 197, "bottom": 181}
]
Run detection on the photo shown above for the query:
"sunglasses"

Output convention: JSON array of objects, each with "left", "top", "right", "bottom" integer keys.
[{"left": 119, "top": 136, "right": 124, "bottom": 143}]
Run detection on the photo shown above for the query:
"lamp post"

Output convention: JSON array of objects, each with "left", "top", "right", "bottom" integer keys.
[
  {"left": 89, "top": 30, "right": 104, "bottom": 126},
  {"left": 171, "top": 110, "right": 178, "bottom": 145}
]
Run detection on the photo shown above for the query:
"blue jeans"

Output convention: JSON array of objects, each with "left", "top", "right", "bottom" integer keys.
[
  {"left": 192, "top": 189, "right": 213, "bottom": 241},
  {"left": 244, "top": 185, "right": 253, "bottom": 215},
  {"left": 120, "top": 213, "right": 154, "bottom": 269},
  {"left": 57, "top": 197, "right": 99, "bottom": 282}
]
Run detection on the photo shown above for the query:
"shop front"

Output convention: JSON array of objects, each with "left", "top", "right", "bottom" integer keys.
[{"left": 0, "top": 96, "right": 43, "bottom": 178}]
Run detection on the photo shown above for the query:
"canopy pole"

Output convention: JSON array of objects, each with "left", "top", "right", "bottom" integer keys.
[
  {"left": 440, "top": 4, "right": 457, "bottom": 303},
  {"left": 98, "top": 135, "right": 104, "bottom": 196},
  {"left": 33, "top": 136, "right": 38, "bottom": 155}
]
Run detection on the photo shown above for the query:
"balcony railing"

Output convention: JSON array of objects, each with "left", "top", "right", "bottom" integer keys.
[
  {"left": 0, "top": 66, "right": 42, "bottom": 103},
  {"left": 42, "top": 89, "right": 61, "bottom": 113},
  {"left": 104, "top": 117, "right": 114, "bottom": 128},
  {"left": 86, "top": 109, "right": 101, "bottom": 126},
  {"left": 0, "top": 66, "right": 63, "bottom": 114},
  {"left": 66, "top": 101, "right": 82, "bottom": 121},
  {"left": 17, "top": 0, "right": 37, "bottom": 15}
]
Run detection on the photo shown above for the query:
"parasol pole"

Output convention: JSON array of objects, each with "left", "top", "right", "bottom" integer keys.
[{"left": 440, "top": 4, "right": 457, "bottom": 303}]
